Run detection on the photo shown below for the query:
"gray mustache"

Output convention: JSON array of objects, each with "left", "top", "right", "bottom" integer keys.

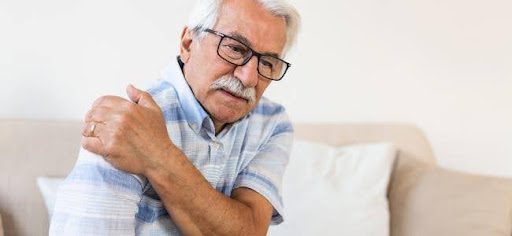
[{"left": 210, "top": 76, "right": 256, "bottom": 103}]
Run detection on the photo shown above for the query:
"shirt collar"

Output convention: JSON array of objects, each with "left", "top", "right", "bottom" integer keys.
[{"left": 161, "top": 57, "right": 208, "bottom": 133}]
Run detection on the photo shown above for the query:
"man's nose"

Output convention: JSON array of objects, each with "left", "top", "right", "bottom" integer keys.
[{"left": 234, "top": 56, "right": 259, "bottom": 88}]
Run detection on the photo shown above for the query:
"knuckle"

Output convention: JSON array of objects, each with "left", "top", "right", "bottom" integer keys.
[
  {"left": 81, "top": 138, "right": 94, "bottom": 151},
  {"left": 81, "top": 123, "right": 88, "bottom": 135},
  {"left": 81, "top": 138, "right": 88, "bottom": 148},
  {"left": 84, "top": 109, "right": 93, "bottom": 121}
]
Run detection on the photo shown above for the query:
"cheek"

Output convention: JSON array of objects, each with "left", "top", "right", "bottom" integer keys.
[
  {"left": 188, "top": 67, "right": 228, "bottom": 99},
  {"left": 256, "top": 81, "right": 271, "bottom": 98}
]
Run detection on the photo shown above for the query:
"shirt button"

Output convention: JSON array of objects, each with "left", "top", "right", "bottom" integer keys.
[{"left": 212, "top": 142, "right": 222, "bottom": 150}]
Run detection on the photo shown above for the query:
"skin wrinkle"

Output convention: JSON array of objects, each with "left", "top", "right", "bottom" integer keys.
[
  {"left": 227, "top": 32, "right": 254, "bottom": 48},
  {"left": 228, "top": 31, "right": 281, "bottom": 58}
]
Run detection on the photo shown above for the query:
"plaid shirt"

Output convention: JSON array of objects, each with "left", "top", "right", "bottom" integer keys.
[{"left": 50, "top": 58, "right": 294, "bottom": 235}]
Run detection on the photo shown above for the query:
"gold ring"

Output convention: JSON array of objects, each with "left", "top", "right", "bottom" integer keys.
[{"left": 90, "top": 123, "right": 97, "bottom": 136}]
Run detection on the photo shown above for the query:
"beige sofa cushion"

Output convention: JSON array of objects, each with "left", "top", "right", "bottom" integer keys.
[
  {"left": 0, "top": 120, "right": 81, "bottom": 235},
  {"left": 389, "top": 157, "right": 512, "bottom": 236}
]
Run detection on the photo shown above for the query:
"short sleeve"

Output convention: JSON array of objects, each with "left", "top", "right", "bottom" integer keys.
[
  {"left": 233, "top": 115, "right": 294, "bottom": 225},
  {"left": 50, "top": 148, "right": 144, "bottom": 235}
]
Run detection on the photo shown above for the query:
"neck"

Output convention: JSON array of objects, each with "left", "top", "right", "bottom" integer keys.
[{"left": 213, "top": 121, "right": 226, "bottom": 136}]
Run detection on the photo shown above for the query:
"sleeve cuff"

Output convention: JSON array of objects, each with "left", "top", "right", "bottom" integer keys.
[{"left": 234, "top": 171, "right": 284, "bottom": 225}]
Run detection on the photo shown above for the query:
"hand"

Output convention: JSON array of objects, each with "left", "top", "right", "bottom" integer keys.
[{"left": 81, "top": 84, "right": 174, "bottom": 175}]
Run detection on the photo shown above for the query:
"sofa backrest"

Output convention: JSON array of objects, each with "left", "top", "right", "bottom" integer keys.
[
  {"left": 0, "top": 119, "right": 436, "bottom": 235},
  {"left": 293, "top": 123, "right": 436, "bottom": 164}
]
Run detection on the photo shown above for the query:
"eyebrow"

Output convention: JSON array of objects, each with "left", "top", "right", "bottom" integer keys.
[{"left": 228, "top": 31, "right": 281, "bottom": 59}]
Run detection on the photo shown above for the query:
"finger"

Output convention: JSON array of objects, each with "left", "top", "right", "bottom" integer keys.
[
  {"left": 126, "top": 84, "right": 141, "bottom": 104},
  {"left": 126, "top": 84, "right": 159, "bottom": 110},
  {"left": 81, "top": 136, "right": 109, "bottom": 157},
  {"left": 81, "top": 121, "right": 96, "bottom": 137},
  {"left": 81, "top": 121, "right": 105, "bottom": 137},
  {"left": 92, "top": 95, "right": 131, "bottom": 109}
]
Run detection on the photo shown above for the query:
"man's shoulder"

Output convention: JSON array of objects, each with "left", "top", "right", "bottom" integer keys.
[
  {"left": 144, "top": 79, "right": 183, "bottom": 116},
  {"left": 145, "top": 79, "right": 179, "bottom": 104}
]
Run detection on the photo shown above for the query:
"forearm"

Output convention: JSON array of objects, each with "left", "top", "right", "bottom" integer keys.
[{"left": 145, "top": 148, "right": 263, "bottom": 236}]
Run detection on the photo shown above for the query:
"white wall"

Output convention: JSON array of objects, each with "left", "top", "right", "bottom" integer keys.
[{"left": 1, "top": 0, "right": 511, "bottom": 177}]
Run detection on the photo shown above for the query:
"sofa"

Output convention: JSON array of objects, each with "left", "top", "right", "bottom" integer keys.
[{"left": 1, "top": 119, "right": 511, "bottom": 235}]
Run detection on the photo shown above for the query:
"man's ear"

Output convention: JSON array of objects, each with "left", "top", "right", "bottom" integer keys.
[{"left": 179, "top": 27, "right": 194, "bottom": 63}]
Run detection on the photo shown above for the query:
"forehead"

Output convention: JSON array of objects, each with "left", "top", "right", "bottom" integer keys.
[{"left": 214, "top": 0, "right": 287, "bottom": 56}]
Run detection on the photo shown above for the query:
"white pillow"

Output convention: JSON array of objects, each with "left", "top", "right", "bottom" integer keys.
[
  {"left": 269, "top": 140, "right": 397, "bottom": 236},
  {"left": 37, "top": 177, "right": 65, "bottom": 218}
]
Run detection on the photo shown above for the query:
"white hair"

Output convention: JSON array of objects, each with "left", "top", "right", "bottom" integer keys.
[{"left": 187, "top": 0, "right": 301, "bottom": 53}]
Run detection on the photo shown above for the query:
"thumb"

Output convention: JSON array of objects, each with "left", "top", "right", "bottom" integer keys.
[{"left": 126, "top": 84, "right": 158, "bottom": 109}]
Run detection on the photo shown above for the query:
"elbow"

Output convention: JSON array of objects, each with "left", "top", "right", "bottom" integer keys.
[{"left": 238, "top": 212, "right": 270, "bottom": 236}]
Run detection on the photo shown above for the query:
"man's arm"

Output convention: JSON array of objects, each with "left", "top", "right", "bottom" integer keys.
[
  {"left": 144, "top": 147, "right": 274, "bottom": 235},
  {"left": 50, "top": 148, "right": 143, "bottom": 235}
]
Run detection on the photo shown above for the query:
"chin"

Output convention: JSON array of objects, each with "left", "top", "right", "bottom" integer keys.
[{"left": 209, "top": 104, "right": 248, "bottom": 124}]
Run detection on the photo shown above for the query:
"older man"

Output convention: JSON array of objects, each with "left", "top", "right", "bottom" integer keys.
[{"left": 50, "top": 0, "right": 300, "bottom": 235}]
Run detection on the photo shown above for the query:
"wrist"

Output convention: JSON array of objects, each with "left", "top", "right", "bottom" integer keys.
[{"left": 144, "top": 143, "right": 179, "bottom": 181}]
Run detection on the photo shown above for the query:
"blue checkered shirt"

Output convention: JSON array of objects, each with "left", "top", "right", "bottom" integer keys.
[{"left": 50, "top": 58, "right": 294, "bottom": 235}]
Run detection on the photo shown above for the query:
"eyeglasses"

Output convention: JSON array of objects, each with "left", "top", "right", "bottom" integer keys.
[{"left": 203, "top": 28, "right": 291, "bottom": 81}]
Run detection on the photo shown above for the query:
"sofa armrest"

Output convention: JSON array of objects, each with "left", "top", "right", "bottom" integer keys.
[{"left": 389, "top": 156, "right": 512, "bottom": 236}]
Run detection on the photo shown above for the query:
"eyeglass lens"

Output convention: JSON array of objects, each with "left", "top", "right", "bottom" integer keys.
[{"left": 218, "top": 36, "right": 287, "bottom": 80}]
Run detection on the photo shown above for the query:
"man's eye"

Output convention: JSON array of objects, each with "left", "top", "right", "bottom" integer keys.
[
  {"left": 261, "top": 60, "right": 274, "bottom": 69},
  {"left": 227, "top": 45, "right": 246, "bottom": 54}
]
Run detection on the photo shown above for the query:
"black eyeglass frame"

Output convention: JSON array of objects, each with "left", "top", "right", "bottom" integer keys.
[{"left": 203, "top": 28, "right": 291, "bottom": 81}]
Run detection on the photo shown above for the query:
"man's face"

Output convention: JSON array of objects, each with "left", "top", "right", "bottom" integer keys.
[{"left": 180, "top": 0, "right": 287, "bottom": 129}]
